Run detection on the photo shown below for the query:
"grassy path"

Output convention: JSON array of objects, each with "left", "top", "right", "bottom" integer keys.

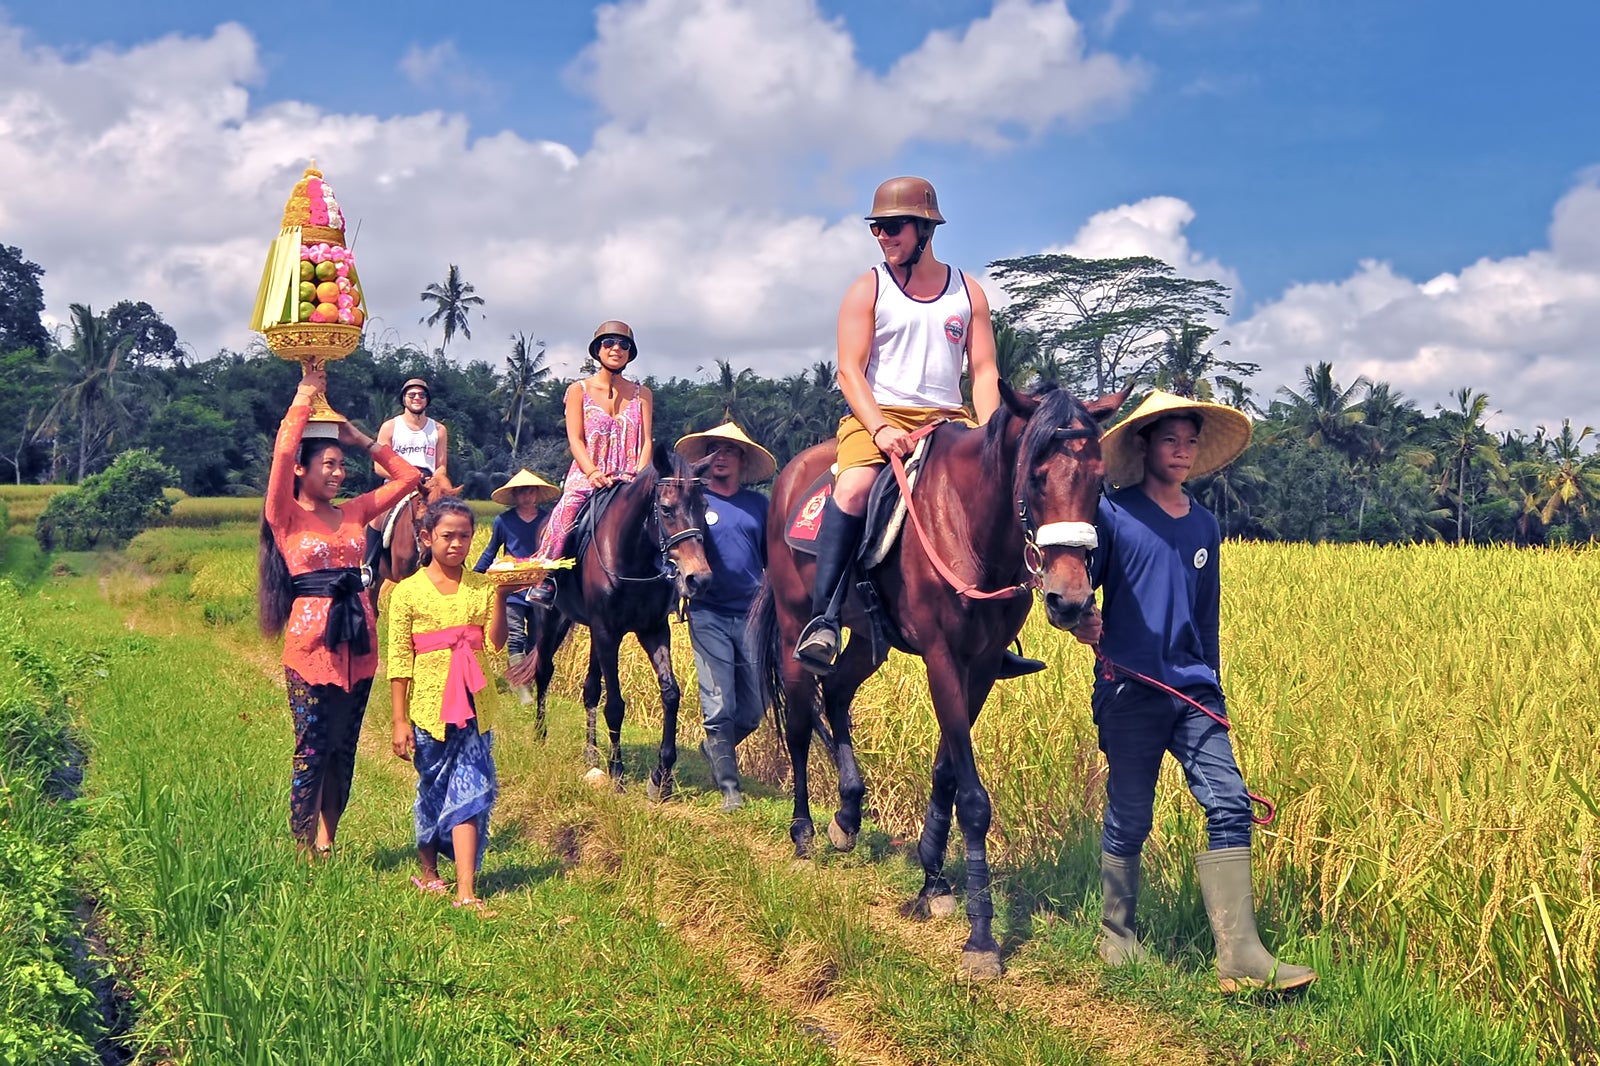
[
  {"left": 25, "top": 558, "right": 1235, "bottom": 1065},
  {"left": 9, "top": 540, "right": 1538, "bottom": 1064}
]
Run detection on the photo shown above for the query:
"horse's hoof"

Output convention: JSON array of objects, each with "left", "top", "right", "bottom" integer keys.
[
  {"left": 826, "top": 814, "right": 857, "bottom": 852},
  {"left": 646, "top": 772, "right": 673, "bottom": 803},
  {"left": 960, "top": 949, "right": 1004, "bottom": 980},
  {"left": 928, "top": 892, "right": 959, "bottom": 919},
  {"left": 791, "top": 820, "right": 815, "bottom": 859}
]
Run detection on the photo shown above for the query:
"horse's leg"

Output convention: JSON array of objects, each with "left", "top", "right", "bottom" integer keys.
[
  {"left": 904, "top": 737, "right": 960, "bottom": 920},
  {"left": 781, "top": 651, "right": 820, "bottom": 857},
  {"left": 925, "top": 648, "right": 1003, "bottom": 978},
  {"left": 532, "top": 612, "right": 571, "bottom": 743},
  {"left": 592, "top": 630, "right": 629, "bottom": 788},
  {"left": 822, "top": 635, "right": 879, "bottom": 852},
  {"left": 639, "top": 623, "right": 680, "bottom": 803},
  {"left": 582, "top": 641, "right": 604, "bottom": 769}
]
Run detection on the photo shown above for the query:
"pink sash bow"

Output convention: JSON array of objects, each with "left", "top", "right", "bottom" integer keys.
[{"left": 412, "top": 624, "right": 486, "bottom": 727}]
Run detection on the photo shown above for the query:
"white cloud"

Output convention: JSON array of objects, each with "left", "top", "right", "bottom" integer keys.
[
  {"left": 1222, "top": 177, "right": 1600, "bottom": 432},
  {"left": 0, "top": 1, "right": 1143, "bottom": 381},
  {"left": 398, "top": 40, "right": 497, "bottom": 101},
  {"left": 1052, "top": 194, "right": 1240, "bottom": 291}
]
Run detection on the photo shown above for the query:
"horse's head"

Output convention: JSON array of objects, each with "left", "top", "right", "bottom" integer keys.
[
  {"left": 1006, "top": 380, "right": 1127, "bottom": 630},
  {"left": 648, "top": 444, "right": 713, "bottom": 601},
  {"left": 422, "top": 473, "right": 463, "bottom": 504}
]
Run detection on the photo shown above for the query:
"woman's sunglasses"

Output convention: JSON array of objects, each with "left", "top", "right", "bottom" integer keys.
[
  {"left": 598, "top": 336, "right": 634, "bottom": 351},
  {"left": 869, "top": 217, "right": 916, "bottom": 238}
]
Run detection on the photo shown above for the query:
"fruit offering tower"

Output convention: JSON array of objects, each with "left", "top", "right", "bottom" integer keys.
[{"left": 249, "top": 163, "right": 368, "bottom": 427}]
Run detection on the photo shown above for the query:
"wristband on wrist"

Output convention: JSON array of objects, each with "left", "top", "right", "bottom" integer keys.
[{"left": 869, "top": 423, "right": 888, "bottom": 439}]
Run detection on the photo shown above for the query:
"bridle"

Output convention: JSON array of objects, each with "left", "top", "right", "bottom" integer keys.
[
  {"left": 593, "top": 474, "right": 706, "bottom": 587},
  {"left": 1015, "top": 420, "right": 1102, "bottom": 594},
  {"left": 888, "top": 403, "right": 1102, "bottom": 601}
]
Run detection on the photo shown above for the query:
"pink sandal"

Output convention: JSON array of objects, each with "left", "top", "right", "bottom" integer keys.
[{"left": 410, "top": 875, "right": 449, "bottom": 895}]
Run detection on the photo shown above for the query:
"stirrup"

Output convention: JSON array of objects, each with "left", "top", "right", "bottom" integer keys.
[
  {"left": 793, "top": 615, "right": 840, "bottom": 676},
  {"left": 529, "top": 579, "right": 556, "bottom": 607}
]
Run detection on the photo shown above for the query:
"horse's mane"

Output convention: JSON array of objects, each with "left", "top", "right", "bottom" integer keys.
[{"left": 982, "top": 383, "right": 1095, "bottom": 480}]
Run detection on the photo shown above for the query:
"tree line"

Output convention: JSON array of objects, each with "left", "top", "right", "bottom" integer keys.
[{"left": 3, "top": 243, "right": 1596, "bottom": 546}]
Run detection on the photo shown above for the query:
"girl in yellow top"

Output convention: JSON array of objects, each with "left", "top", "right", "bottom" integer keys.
[{"left": 387, "top": 498, "right": 515, "bottom": 912}]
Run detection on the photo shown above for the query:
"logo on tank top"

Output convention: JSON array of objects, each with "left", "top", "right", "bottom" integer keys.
[
  {"left": 944, "top": 315, "right": 965, "bottom": 343},
  {"left": 1193, "top": 547, "right": 1209, "bottom": 569}
]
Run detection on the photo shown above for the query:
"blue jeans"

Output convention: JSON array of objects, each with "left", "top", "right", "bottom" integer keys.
[
  {"left": 505, "top": 598, "right": 531, "bottom": 660},
  {"left": 688, "top": 607, "right": 763, "bottom": 744},
  {"left": 1093, "top": 680, "right": 1252, "bottom": 856}
]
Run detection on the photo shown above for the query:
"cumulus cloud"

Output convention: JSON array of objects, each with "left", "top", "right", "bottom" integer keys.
[
  {"left": 0, "top": 0, "right": 1143, "bottom": 379},
  {"left": 1222, "top": 177, "right": 1600, "bottom": 432},
  {"left": 1051, "top": 195, "right": 1240, "bottom": 290}
]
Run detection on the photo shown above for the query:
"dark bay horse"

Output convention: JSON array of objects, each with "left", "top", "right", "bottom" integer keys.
[
  {"left": 510, "top": 446, "right": 712, "bottom": 799},
  {"left": 752, "top": 382, "right": 1123, "bottom": 978},
  {"left": 368, "top": 475, "right": 463, "bottom": 619}
]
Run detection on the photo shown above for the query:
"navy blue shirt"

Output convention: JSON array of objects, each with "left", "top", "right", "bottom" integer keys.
[
  {"left": 1089, "top": 486, "right": 1221, "bottom": 697},
  {"left": 473, "top": 508, "right": 546, "bottom": 606},
  {"left": 694, "top": 487, "right": 768, "bottom": 615}
]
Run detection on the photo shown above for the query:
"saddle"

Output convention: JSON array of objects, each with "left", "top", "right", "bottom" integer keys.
[
  {"left": 783, "top": 434, "right": 933, "bottom": 563},
  {"left": 378, "top": 490, "right": 420, "bottom": 550},
  {"left": 556, "top": 482, "right": 628, "bottom": 587}
]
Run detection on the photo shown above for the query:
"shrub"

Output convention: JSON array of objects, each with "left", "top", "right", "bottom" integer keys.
[{"left": 35, "top": 450, "right": 178, "bottom": 552}]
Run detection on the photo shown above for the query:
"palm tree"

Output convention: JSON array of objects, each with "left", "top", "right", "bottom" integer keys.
[
  {"left": 1277, "top": 362, "right": 1372, "bottom": 459},
  {"left": 992, "top": 311, "right": 1040, "bottom": 389},
  {"left": 419, "top": 265, "right": 485, "bottom": 353},
  {"left": 1430, "top": 387, "right": 1503, "bottom": 543},
  {"left": 499, "top": 332, "right": 550, "bottom": 454},
  {"left": 696, "top": 359, "right": 762, "bottom": 428},
  {"left": 41, "top": 304, "right": 138, "bottom": 482},
  {"left": 1534, "top": 420, "right": 1600, "bottom": 533}
]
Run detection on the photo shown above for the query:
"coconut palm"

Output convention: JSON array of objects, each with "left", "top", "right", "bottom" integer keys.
[
  {"left": 1534, "top": 420, "right": 1600, "bottom": 531},
  {"left": 40, "top": 304, "right": 139, "bottom": 482},
  {"left": 419, "top": 264, "right": 485, "bottom": 353},
  {"left": 1278, "top": 362, "right": 1372, "bottom": 459},
  {"left": 499, "top": 332, "right": 550, "bottom": 454},
  {"left": 1430, "top": 387, "right": 1503, "bottom": 543}
]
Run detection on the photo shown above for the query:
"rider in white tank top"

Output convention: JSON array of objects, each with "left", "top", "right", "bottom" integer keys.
[
  {"left": 390, "top": 418, "right": 439, "bottom": 475},
  {"left": 865, "top": 262, "right": 971, "bottom": 410}
]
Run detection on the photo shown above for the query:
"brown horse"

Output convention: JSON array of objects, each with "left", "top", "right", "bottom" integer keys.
[
  {"left": 368, "top": 474, "right": 463, "bottom": 619},
  {"left": 510, "top": 445, "right": 712, "bottom": 799},
  {"left": 751, "top": 381, "right": 1123, "bottom": 978}
]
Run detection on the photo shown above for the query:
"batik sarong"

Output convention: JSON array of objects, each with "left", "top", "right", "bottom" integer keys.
[{"left": 412, "top": 720, "right": 497, "bottom": 868}]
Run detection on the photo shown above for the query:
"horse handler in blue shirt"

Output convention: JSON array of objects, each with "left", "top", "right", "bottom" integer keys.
[
  {"left": 474, "top": 469, "right": 561, "bottom": 703},
  {"left": 675, "top": 422, "right": 775, "bottom": 812},
  {"left": 1070, "top": 390, "right": 1316, "bottom": 993}
]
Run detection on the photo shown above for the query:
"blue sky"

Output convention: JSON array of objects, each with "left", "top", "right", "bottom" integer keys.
[{"left": 3, "top": 1, "right": 1599, "bottom": 429}]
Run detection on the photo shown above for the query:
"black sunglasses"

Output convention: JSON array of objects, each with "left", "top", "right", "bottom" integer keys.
[
  {"left": 598, "top": 336, "right": 634, "bottom": 351},
  {"left": 869, "top": 217, "right": 916, "bottom": 238}
]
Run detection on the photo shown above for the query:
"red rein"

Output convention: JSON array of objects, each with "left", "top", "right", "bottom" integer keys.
[{"left": 1094, "top": 648, "right": 1276, "bottom": 826}]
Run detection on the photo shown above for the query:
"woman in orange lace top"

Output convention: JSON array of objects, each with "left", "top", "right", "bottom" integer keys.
[{"left": 258, "top": 365, "right": 421, "bottom": 856}]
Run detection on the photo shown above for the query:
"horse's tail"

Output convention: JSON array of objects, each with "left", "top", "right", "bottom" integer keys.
[{"left": 748, "top": 577, "right": 786, "bottom": 745}]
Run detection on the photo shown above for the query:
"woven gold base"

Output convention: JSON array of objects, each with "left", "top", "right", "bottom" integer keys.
[{"left": 264, "top": 322, "right": 362, "bottom": 363}]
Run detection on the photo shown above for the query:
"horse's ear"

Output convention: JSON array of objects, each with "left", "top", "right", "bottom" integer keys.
[
  {"left": 690, "top": 456, "right": 713, "bottom": 480},
  {"left": 1086, "top": 387, "right": 1132, "bottom": 425},
  {"left": 999, "top": 378, "right": 1038, "bottom": 419},
  {"left": 652, "top": 441, "right": 674, "bottom": 478}
]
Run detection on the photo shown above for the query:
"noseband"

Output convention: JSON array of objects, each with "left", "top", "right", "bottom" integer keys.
[{"left": 1016, "top": 421, "right": 1101, "bottom": 589}]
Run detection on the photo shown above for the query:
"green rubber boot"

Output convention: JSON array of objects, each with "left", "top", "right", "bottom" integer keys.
[
  {"left": 1195, "top": 847, "right": 1317, "bottom": 993},
  {"left": 1099, "top": 851, "right": 1154, "bottom": 965}
]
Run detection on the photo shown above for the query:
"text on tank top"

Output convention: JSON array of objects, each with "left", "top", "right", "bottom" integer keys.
[
  {"left": 864, "top": 263, "right": 971, "bottom": 409},
  {"left": 391, "top": 417, "right": 439, "bottom": 471}
]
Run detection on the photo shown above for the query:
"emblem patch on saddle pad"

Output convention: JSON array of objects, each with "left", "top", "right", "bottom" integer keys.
[{"left": 785, "top": 479, "right": 832, "bottom": 548}]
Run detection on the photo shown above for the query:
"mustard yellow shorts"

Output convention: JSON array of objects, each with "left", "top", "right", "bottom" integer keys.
[{"left": 835, "top": 405, "right": 976, "bottom": 472}]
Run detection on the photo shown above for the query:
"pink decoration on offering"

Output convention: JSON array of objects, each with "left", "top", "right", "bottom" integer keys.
[
  {"left": 337, "top": 309, "right": 354, "bottom": 324},
  {"left": 334, "top": 262, "right": 350, "bottom": 278},
  {"left": 308, "top": 308, "right": 327, "bottom": 323},
  {"left": 337, "top": 294, "right": 354, "bottom": 309},
  {"left": 331, "top": 247, "right": 345, "bottom": 261}
]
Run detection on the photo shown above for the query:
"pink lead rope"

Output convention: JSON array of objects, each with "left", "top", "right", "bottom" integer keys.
[{"left": 1093, "top": 647, "right": 1276, "bottom": 826}]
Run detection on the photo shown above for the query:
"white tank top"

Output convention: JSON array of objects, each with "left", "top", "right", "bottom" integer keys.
[
  {"left": 390, "top": 417, "right": 439, "bottom": 473},
  {"left": 864, "top": 263, "right": 971, "bottom": 409}
]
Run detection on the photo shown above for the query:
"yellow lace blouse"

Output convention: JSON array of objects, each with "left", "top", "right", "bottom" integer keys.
[{"left": 386, "top": 569, "right": 502, "bottom": 741}]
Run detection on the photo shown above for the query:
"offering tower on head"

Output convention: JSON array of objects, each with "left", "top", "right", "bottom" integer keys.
[{"left": 249, "top": 162, "right": 368, "bottom": 436}]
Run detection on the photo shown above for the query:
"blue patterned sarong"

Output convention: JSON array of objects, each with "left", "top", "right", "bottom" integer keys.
[{"left": 412, "top": 721, "right": 496, "bottom": 868}]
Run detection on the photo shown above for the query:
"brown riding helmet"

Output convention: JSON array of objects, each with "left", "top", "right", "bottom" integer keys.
[
  {"left": 865, "top": 176, "right": 945, "bottom": 224},
  {"left": 400, "top": 377, "right": 431, "bottom": 399},
  {"left": 589, "top": 320, "right": 638, "bottom": 363}
]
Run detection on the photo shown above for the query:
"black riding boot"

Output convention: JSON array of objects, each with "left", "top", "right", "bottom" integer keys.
[
  {"left": 701, "top": 733, "right": 744, "bottom": 811},
  {"left": 997, "top": 640, "right": 1047, "bottom": 679},
  {"left": 794, "top": 498, "right": 864, "bottom": 676},
  {"left": 361, "top": 526, "right": 382, "bottom": 589}
]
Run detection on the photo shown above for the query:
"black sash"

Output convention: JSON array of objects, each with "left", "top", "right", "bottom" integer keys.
[{"left": 290, "top": 568, "right": 371, "bottom": 656}]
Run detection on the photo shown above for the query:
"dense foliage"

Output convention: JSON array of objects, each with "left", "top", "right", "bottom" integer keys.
[
  {"left": 3, "top": 242, "right": 1597, "bottom": 545},
  {"left": 34, "top": 450, "right": 177, "bottom": 551}
]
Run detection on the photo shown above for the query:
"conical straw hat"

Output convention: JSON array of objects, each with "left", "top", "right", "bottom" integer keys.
[
  {"left": 674, "top": 421, "right": 777, "bottom": 484},
  {"left": 1101, "top": 391, "right": 1253, "bottom": 487},
  {"left": 491, "top": 468, "right": 561, "bottom": 507}
]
